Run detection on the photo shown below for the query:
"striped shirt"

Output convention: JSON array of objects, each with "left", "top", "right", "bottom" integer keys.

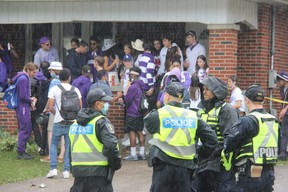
[{"left": 138, "top": 52, "right": 155, "bottom": 90}]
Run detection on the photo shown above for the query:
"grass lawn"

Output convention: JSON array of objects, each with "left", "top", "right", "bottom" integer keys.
[{"left": 0, "top": 151, "right": 50, "bottom": 185}]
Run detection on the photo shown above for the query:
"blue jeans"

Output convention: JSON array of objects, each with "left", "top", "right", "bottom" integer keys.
[{"left": 50, "top": 122, "right": 70, "bottom": 171}]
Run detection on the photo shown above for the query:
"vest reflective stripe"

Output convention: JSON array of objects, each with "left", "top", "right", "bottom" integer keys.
[
  {"left": 149, "top": 105, "right": 197, "bottom": 160},
  {"left": 236, "top": 112, "right": 278, "bottom": 165},
  {"left": 198, "top": 103, "right": 226, "bottom": 142},
  {"left": 69, "top": 115, "right": 108, "bottom": 166}
]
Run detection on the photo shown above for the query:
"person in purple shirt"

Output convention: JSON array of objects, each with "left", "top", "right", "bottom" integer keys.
[
  {"left": 13, "top": 62, "right": 38, "bottom": 160},
  {"left": 0, "top": 52, "right": 8, "bottom": 92},
  {"left": 0, "top": 39, "right": 19, "bottom": 87},
  {"left": 86, "top": 37, "right": 103, "bottom": 82},
  {"left": 123, "top": 66, "right": 147, "bottom": 161},
  {"left": 138, "top": 41, "right": 156, "bottom": 111},
  {"left": 72, "top": 65, "right": 93, "bottom": 108}
]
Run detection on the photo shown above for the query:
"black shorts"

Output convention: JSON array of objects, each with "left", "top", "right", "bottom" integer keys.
[{"left": 125, "top": 116, "right": 144, "bottom": 133}]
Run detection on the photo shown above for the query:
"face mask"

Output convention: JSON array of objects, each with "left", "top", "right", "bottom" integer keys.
[
  {"left": 50, "top": 72, "right": 56, "bottom": 78},
  {"left": 101, "top": 102, "right": 110, "bottom": 115}
]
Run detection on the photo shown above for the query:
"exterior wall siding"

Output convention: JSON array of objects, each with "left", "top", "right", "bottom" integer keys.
[{"left": 0, "top": 0, "right": 258, "bottom": 28}]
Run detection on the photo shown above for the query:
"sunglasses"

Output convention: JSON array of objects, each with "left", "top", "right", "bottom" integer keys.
[
  {"left": 90, "top": 43, "right": 96, "bottom": 45},
  {"left": 45, "top": 43, "right": 51, "bottom": 46}
]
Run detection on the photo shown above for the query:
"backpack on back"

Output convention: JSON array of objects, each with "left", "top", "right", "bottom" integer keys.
[
  {"left": 137, "top": 84, "right": 149, "bottom": 115},
  {"left": 3, "top": 75, "right": 26, "bottom": 109},
  {"left": 57, "top": 84, "right": 81, "bottom": 121}
]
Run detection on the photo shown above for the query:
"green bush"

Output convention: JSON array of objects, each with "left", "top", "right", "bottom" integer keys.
[{"left": 0, "top": 129, "right": 17, "bottom": 151}]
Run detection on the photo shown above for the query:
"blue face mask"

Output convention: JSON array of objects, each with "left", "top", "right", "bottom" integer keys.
[
  {"left": 50, "top": 72, "right": 56, "bottom": 78},
  {"left": 101, "top": 102, "right": 110, "bottom": 115}
]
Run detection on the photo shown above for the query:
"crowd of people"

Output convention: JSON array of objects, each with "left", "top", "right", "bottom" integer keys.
[{"left": 1, "top": 30, "right": 284, "bottom": 192}]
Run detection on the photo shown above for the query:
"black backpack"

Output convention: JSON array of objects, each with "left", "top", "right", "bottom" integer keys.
[
  {"left": 137, "top": 84, "right": 149, "bottom": 115},
  {"left": 57, "top": 84, "right": 81, "bottom": 121}
]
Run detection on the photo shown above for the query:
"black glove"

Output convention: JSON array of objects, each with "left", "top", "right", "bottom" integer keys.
[{"left": 109, "top": 156, "right": 122, "bottom": 171}]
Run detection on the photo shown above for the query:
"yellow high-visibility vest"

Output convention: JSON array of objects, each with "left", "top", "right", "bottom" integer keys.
[
  {"left": 69, "top": 115, "right": 108, "bottom": 166},
  {"left": 149, "top": 105, "right": 198, "bottom": 160},
  {"left": 236, "top": 112, "right": 278, "bottom": 165}
]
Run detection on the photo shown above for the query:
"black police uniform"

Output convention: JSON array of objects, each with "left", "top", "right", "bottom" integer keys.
[
  {"left": 225, "top": 108, "right": 278, "bottom": 192},
  {"left": 145, "top": 101, "right": 218, "bottom": 192}
]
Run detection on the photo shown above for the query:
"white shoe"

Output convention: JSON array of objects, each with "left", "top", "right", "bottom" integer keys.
[
  {"left": 63, "top": 171, "right": 70, "bottom": 179},
  {"left": 46, "top": 169, "right": 57, "bottom": 178}
]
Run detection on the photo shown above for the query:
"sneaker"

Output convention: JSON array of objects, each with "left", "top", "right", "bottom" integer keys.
[
  {"left": 39, "top": 148, "right": 47, "bottom": 156},
  {"left": 63, "top": 171, "right": 70, "bottom": 179},
  {"left": 138, "top": 154, "right": 146, "bottom": 160},
  {"left": 123, "top": 154, "right": 138, "bottom": 161},
  {"left": 278, "top": 153, "right": 286, "bottom": 161},
  {"left": 46, "top": 169, "right": 57, "bottom": 178},
  {"left": 40, "top": 156, "right": 50, "bottom": 163},
  {"left": 17, "top": 152, "right": 34, "bottom": 160}
]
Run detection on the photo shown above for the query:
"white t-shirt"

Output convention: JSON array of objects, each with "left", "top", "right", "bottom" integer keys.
[
  {"left": 186, "top": 43, "right": 206, "bottom": 74},
  {"left": 230, "top": 87, "right": 245, "bottom": 112},
  {"left": 48, "top": 83, "right": 82, "bottom": 123},
  {"left": 158, "top": 43, "right": 184, "bottom": 75},
  {"left": 189, "top": 87, "right": 201, "bottom": 109}
]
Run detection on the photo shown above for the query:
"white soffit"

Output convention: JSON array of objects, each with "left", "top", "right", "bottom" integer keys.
[{"left": 0, "top": 0, "right": 258, "bottom": 28}]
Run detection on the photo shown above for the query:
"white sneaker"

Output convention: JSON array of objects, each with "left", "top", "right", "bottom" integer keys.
[
  {"left": 63, "top": 171, "right": 70, "bottom": 179},
  {"left": 46, "top": 169, "right": 57, "bottom": 178}
]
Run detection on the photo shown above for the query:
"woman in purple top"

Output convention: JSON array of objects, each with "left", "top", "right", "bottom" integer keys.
[
  {"left": 123, "top": 66, "right": 147, "bottom": 161},
  {"left": 13, "top": 62, "right": 38, "bottom": 160}
]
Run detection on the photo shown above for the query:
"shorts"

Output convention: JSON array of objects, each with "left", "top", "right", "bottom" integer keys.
[{"left": 125, "top": 116, "right": 144, "bottom": 133}]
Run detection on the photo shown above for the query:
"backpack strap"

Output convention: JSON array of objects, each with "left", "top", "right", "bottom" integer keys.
[
  {"left": 58, "top": 84, "right": 66, "bottom": 92},
  {"left": 70, "top": 86, "right": 75, "bottom": 91}
]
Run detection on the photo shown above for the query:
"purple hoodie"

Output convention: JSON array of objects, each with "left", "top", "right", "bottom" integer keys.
[
  {"left": 12, "top": 72, "right": 30, "bottom": 104},
  {"left": 72, "top": 75, "right": 92, "bottom": 108},
  {"left": 124, "top": 79, "right": 146, "bottom": 117}
]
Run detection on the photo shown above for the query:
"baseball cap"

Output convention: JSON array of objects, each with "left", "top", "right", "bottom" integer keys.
[
  {"left": 277, "top": 70, "right": 288, "bottom": 82},
  {"left": 82, "top": 65, "right": 92, "bottom": 76},
  {"left": 48, "top": 61, "right": 63, "bottom": 70},
  {"left": 87, "top": 88, "right": 113, "bottom": 106},
  {"left": 165, "top": 82, "right": 184, "bottom": 99},
  {"left": 123, "top": 54, "right": 133, "bottom": 61},
  {"left": 39, "top": 36, "right": 50, "bottom": 44},
  {"left": 242, "top": 85, "right": 265, "bottom": 102}
]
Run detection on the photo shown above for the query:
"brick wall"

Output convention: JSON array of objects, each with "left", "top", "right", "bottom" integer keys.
[
  {"left": 237, "top": 4, "right": 288, "bottom": 112},
  {"left": 0, "top": 95, "right": 125, "bottom": 138},
  {"left": 209, "top": 29, "right": 238, "bottom": 81},
  {"left": 107, "top": 101, "right": 125, "bottom": 138},
  {"left": 0, "top": 99, "right": 18, "bottom": 134}
]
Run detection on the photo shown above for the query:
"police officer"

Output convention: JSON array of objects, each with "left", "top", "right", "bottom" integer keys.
[
  {"left": 144, "top": 82, "right": 218, "bottom": 192},
  {"left": 224, "top": 85, "right": 278, "bottom": 192},
  {"left": 196, "top": 76, "right": 239, "bottom": 192},
  {"left": 69, "top": 88, "right": 121, "bottom": 192}
]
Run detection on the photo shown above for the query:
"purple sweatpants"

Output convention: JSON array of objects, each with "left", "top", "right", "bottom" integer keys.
[{"left": 16, "top": 103, "right": 32, "bottom": 152}]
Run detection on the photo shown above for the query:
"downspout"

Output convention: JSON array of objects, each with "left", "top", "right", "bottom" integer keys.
[{"left": 270, "top": 6, "right": 276, "bottom": 114}]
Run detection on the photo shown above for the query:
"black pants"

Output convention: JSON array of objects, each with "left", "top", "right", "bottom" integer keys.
[
  {"left": 235, "top": 167, "right": 275, "bottom": 192},
  {"left": 195, "top": 166, "right": 236, "bottom": 192},
  {"left": 31, "top": 111, "right": 42, "bottom": 147},
  {"left": 70, "top": 176, "right": 113, "bottom": 192},
  {"left": 150, "top": 162, "right": 194, "bottom": 192}
]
